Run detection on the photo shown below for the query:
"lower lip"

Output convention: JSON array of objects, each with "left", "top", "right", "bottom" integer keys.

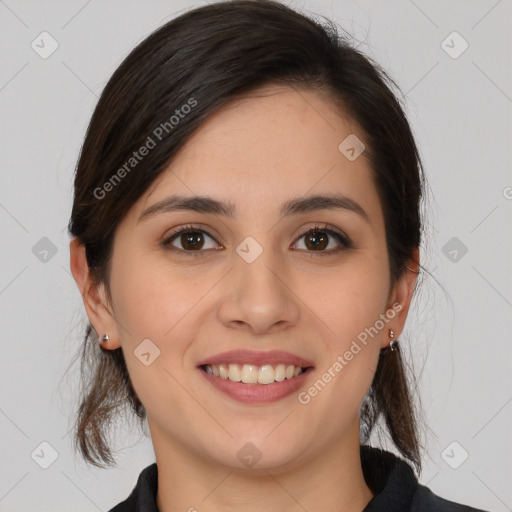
[{"left": 199, "top": 367, "right": 314, "bottom": 404}]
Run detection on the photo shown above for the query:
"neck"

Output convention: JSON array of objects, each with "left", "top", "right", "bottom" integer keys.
[{"left": 152, "top": 419, "right": 374, "bottom": 512}]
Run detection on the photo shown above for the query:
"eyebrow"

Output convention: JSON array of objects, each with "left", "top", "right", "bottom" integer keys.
[{"left": 138, "top": 193, "right": 370, "bottom": 223}]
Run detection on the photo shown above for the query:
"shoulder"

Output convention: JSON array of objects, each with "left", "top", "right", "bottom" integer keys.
[
  {"left": 360, "top": 444, "right": 491, "bottom": 512},
  {"left": 412, "top": 484, "right": 491, "bottom": 512},
  {"left": 107, "top": 463, "right": 159, "bottom": 512}
]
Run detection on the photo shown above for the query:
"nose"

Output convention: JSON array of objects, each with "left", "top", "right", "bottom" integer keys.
[{"left": 217, "top": 243, "right": 301, "bottom": 336}]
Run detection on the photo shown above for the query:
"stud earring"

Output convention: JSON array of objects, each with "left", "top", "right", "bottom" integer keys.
[
  {"left": 100, "top": 334, "right": 109, "bottom": 343},
  {"left": 389, "top": 329, "right": 398, "bottom": 352}
]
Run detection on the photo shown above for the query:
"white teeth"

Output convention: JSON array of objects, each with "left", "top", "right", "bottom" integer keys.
[
  {"left": 203, "top": 363, "right": 306, "bottom": 385},
  {"left": 241, "top": 365, "right": 258, "bottom": 384},
  {"left": 219, "top": 364, "right": 229, "bottom": 379},
  {"left": 275, "top": 363, "right": 286, "bottom": 382},
  {"left": 258, "top": 365, "right": 275, "bottom": 385},
  {"left": 228, "top": 363, "right": 242, "bottom": 382}
]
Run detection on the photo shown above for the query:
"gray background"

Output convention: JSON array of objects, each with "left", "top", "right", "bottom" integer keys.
[{"left": 0, "top": 0, "right": 511, "bottom": 510}]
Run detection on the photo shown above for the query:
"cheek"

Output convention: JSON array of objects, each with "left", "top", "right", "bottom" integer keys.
[
  {"left": 299, "top": 252, "right": 389, "bottom": 403},
  {"left": 108, "top": 252, "right": 202, "bottom": 421},
  {"left": 308, "top": 255, "right": 390, "bottom": 343},
  {"left": 109, "top": 247, "right": 203, "bottom": 342},
  {"left": 108, "top": 249, "right": 211, "bottom": 399}
]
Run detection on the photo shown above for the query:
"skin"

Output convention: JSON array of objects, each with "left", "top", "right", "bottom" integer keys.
[{"left": 70, "top": 84, "right": 419, "bottom": 512}]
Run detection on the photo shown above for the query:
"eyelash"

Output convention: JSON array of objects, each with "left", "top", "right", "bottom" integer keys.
[{"left": 161, "top": 223, "right": 352, "bottom": 257}]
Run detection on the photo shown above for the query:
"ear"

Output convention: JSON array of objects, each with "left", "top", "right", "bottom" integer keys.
[
  {"left": 69, "top": 237, "right": 121, "bottom": 349},
  {"left": 382, "top": 246, "right": 420, "bottom": 348}
]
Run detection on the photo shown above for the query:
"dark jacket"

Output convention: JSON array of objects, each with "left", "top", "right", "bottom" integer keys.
[{"left": 108, "top": 445, "right": 490, "bottom": 511}]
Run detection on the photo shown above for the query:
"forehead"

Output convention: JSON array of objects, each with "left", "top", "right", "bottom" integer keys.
[{"left": 134, "top": 85, "right": 382, "bottom": 225}]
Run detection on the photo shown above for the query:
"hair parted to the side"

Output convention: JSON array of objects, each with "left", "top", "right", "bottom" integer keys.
[{"left": 66, "top": 0, "right": 426, "bottom": 473}]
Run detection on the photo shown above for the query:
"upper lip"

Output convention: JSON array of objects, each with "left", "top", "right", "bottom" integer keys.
[{"left": 197, "top": 349, "right": 314, "bottom": 368}]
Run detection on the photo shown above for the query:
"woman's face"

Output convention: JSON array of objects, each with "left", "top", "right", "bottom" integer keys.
[{"left": 79, "top": 84, "right": 416, "bottom": 472}]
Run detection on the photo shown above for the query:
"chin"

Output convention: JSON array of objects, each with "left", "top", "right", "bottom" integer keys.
[{"left": 209, "top": 435, "right": 309, "bottom": 474}]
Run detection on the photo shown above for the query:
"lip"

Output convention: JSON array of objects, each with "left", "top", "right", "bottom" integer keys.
[
  {"left": 196, "top": 349, "right": 314, "bottom": 368},
  {"left": 199, "top": 366, "right": 314, "bottom": 404}
]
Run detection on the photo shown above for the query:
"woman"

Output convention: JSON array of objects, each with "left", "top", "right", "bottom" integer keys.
[{"left": 67, "top": 1, "right": 489, "bottom": 510}]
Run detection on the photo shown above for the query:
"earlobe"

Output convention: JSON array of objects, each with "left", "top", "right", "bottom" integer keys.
[
  {"left": 69, "top": 237, "right": 121, "bottom": 349},
  {"left": 384, "top": 247, "right": 420, "bottom": 345}
]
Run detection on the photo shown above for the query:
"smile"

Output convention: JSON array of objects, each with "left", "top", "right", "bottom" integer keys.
[
  {"left": 199, "top": 365, "right": 314, "bottom": 404},
  {"left": 197, "top": 349, "right": 314, "bottom": 403}
]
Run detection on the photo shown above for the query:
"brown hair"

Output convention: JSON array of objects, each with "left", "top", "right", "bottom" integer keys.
[{"left": 67, "top": 0, "right": 426, "bottom": 473}]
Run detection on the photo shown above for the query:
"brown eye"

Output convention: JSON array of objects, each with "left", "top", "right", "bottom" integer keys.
[
  {"left": 163, "top": 226, "right": 219, "bottom": 254},
  {"left": 303, "top": 230, "right": 329, "bottom": 251},
  {"left": 294, "top": 224, "right": 351, "bottom": 255},
  {"left": 180, "top": 230, "right": 205, "bottom": 250}
]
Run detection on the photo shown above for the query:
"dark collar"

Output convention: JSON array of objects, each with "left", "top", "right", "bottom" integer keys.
[
  {"left": 108, "top": 445, "right": 483, "bottom": 512},
  {"left": 360, "top": 444, "right": 417, "bottom": 510}
]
